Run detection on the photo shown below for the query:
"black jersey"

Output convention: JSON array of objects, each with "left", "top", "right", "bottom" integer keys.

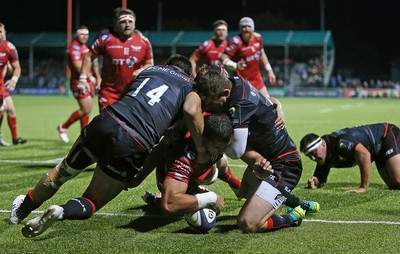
[
  {"left": 224, "top": 74, "right": 297, "bottom": 159},
  {"left": 109, "top": 66, "right": 195, "bottom": 150},
  {"left": 314, "top": 122, "right": 396, "bottom": 183}
]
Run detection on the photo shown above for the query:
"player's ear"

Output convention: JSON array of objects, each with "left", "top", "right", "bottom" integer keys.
[{"left": 223, "top": 89, "right": 231, "bottom": 98}]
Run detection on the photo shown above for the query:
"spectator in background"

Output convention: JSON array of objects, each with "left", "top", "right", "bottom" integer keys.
[
  {"left": 57, "top": 26, "right": 99, "bottom": 143},
  {"left": 189, "top": 20, "right": 229, "bottom": 77},
  {"left": 220, "top": 17, "right": 276, "bottom": 97},
  {"left": 78, "top": 7, "right": 154, "bottom": 110},
  {"left": 0, "top": 21, "right": 27, "bottom": 146}
]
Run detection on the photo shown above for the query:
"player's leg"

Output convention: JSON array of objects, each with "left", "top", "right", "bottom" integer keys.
[
  {"left": 378, "top": 154, "right": 400, "bottom": 189},
  {"left": 78, "top": 96, "right": 93, "bottom": 129},
  {"left": 10, "top": 136, "right": 95, "bottom": 224},
  {"left": 237, "top": 180, "right": 304, "bottom": 233},
  {"left": 4, "top": 96, "right": 27, "bottom": 144},
  {"left": 21, "top": 164, "right": 127, "bottom": 238},
  {"left": 216, "top": 154, "right": 242, "bottom": 199}
]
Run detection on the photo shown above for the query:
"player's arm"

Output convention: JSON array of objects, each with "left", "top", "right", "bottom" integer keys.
[
  {"left": 260, "top": 48, "right": 276, "bottom": 84},
  {"left": 183, "top": 91, "right": 209, "bottom": 163},
  {"left": 5, "top": 60, "right": 21, "bottom": 91},
  {"left": 269, "top": 96, "right": 286, "bottom": 129},
  {"left": 347, "top": 143, "right": 371, "bottom": 193},
  {"left": 162, "top": 178, "right": 223, "bottom": 215},
  {"left": 241, "top": 149, "right": 274, "bottom": 179},
  {"left": 224, "top": 127, "right": 249, "bottom": 159},
  {"left": 308, "top": 165, "right": 330, "bottom": 189},
  {"left": 91, "top": 58, "right": 101, "bottom": 89},
  {"left": 132, "top": 58, "right": 154, "bottom": 79},
  {"left": 78, "top": 50, "right": 98, "bottom": 94},
  {"left": 189, "top": 51, "right": 199, "bottom": 77},
  {"left": 220, "top": 52, "right": 246, "bottom": 71}
]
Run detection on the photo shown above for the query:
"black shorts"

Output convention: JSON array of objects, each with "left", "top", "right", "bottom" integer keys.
[
  {"left": 376, "top": 124, "right": 400, "bottom": 170},
  {"left": 80, "top": 108, "right": 149, "bottom": 183}
]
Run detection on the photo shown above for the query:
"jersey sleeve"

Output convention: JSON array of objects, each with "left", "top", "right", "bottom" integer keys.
[
  {"left": 313, "top": 164, "right": 331, "bottom": 186},
  {"left": 6, "top": 41, "right": 19, "bottom": 63}
]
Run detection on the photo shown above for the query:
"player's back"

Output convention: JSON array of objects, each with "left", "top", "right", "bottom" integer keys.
[{"left": 109, "top": 65, "right": 195, "bottom": 149}]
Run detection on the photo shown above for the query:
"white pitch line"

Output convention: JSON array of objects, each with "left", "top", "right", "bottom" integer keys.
[
  {"left": 1, "top": 209, "right": 399, "bottom": 225},
  {"left": 0, "top": 158, "right": 63, "bottom": 164}
]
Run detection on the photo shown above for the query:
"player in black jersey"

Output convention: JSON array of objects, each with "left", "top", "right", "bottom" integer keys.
[
  {"left": 195, "top": 66, "right": 319, "bottom": 233},
  {"left": 10, "top": 54, "right": 232, "bottom": 238},
  {"left": 301, "top": 122, "right": 400, "bottom": 193}
]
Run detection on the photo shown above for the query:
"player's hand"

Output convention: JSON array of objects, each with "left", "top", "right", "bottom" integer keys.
[
  {"left": 274, "top": 106, "right": 285, "bottom": 130},
  {"left": 267, "top": 70, "right": 276, "bottom": 84},
  {"left": 252, "top": 158, "right": 274, "bottom": 180},
  {"left": 346, "top": 187, "right": 367, "bottom": 193},
  {"left": 237, "top": 59, "right": 247, "bottom": 70},
  {"left": 77, "top": 80, "right": 90, "bottom": 95},
  {"left": 132, "top": 68, "right": 144, "bottom": 79},
  {"left": 88, "top": 75, "right": 96, "bottom": 85},
  {"left": 213, "top": 194, "right": 224, "bottom": 213},
  {"left": 5, "top": 79, "right": 16, "bottom": 91},
  {"left": 307, "top": 176, "right": 320, "bottom": 189}
]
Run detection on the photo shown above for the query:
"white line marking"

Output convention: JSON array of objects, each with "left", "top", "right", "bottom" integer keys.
[
  {"left": 320, "top": 108, "right": 333, "bottom": 113},
  {"left": 2, "top": 209, "right": 399, "bottom": 225},
  {"left": 0, "top": 158, "right": 63, "bottom": 164}
]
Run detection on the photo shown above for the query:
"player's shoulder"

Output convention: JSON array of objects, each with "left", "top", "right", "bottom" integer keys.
[
  {"left": 6, "top": 40, "right": 17, "bottom": 50},
  {"left": 230, "top": 35, "right": 242, "bottom": 45},
  {"left": 253, "top": 32, "right": 262, "bottom": 39}
]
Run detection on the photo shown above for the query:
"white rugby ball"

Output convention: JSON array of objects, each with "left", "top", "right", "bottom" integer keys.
[{"left": 184, "top": 208, "right": 217, "bottom": 233}]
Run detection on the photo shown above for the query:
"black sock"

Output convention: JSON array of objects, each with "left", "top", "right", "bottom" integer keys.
[
  {"left": 18, "top": 192, "right": 42, "bottom": 220},
  {"left": 61, "top": 197, "right": 95, "bottom": 220},
  {"left": 266, "top": 214, "right": 293, "bottom": 231}
]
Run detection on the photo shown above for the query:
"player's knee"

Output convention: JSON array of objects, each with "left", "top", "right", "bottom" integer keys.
[
  {"left": 53, "top": 159, "right": 84, "bottom": 187},
  {"left": 237, "top": 216, "right": 259, "bottom": 233}
]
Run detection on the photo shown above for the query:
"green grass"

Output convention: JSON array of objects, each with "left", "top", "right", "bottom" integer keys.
[{"left": 1, "top": 96, "right": 400, "bottom": 254}]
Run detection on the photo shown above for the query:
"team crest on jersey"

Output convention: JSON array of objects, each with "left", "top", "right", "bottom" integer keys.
[
  {"left": 131, "top": 45, "right": 142, "bottom": 51},
  {"left": 101, "top": 34, "right": 110, "bottom": 40},
  {"left": 73, "top": 45, "right": 80, "bottom": 50},
  {"left": 228, "top": 107, "right": 236, "bottom": 117}
]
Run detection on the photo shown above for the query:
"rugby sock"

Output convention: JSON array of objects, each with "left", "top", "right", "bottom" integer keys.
[
  {"left": 18, "top": 190, "right": 42, "bottom": 220},
  {"left": 62, "top": 110, "right": 82, "bottom": 129},
  {"left": 61, "top": 197, "right": 95, "bottom": 220},
  {"left": 218, "top": 166, "right": 241, "bottom": 189},
  {"left": 266, "top": 214, "right": 292, "bottom": 231},
  {"left": 7, "top": 116, "right": 17, "bottom": 140},
  {"left": 80, "top": 115, "right": 89, "bottom": 129}
]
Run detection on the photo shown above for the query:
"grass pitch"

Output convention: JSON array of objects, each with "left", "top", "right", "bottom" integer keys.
[{"left": 1, "top": 96, "right": 400, "bottom": 254}]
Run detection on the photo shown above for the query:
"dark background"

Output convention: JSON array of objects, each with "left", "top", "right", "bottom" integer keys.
[{"left": 1, "top": 0, "right": 399, "bottom": 80}]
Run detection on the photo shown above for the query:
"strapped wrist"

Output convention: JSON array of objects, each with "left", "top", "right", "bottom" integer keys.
[{"left": 11, "top": 76, "right": 19, "bottom": 83}]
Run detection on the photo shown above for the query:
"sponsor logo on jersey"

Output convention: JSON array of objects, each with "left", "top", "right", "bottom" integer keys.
[
  {"left": 0, "top": 53, "right": 6, "bottom": 58},
  {"left": 130, "top": 45, "right": 142, "bottom": 51}
]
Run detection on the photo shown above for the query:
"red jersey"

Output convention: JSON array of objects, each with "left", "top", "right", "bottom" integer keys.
[
  {"left": 0, "top": 40, "right": 18, "bottom": 86},
  {"left": 156, "top": 138, "right": 221, "bottom": 194},
  {"left": 194, "top": 39, "right": 228, "bottom": 66},
  {"left": 91, "top": 32, "right": 153, "bottom": 106},
  {"left": 224, "top": 32, "right": 264, "bottom": 90},
  {"left": 67, "top": 39, "right": 90, "bottom": 81}
]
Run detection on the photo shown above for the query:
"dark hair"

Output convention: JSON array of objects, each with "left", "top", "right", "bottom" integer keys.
[
  {"left": 165, "top": 54, "right": 192, "bottom": 76},
  {"left": 203, "top": 113, "right": 232, "bottom": 144},
  {"left": 213, "top": 20, "right": 228, "bottom": 30},
  {"left": 194, "top": 65, "right": 232, "bottom": 97},
  {"left": 300, "top": 133, "right": 320, "bottom": 153}
]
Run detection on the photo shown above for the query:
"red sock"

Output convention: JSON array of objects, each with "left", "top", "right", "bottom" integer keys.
[
  {"left": 62, "top": 110, "right": 82, "bottom": 129},
  {"left": 80, "top": 115, "right": 89, "bottom": 129},
  {"left": 7, "top": 116, "right": 18, "bottom": 140},
  {"left": 218, "top": 166, "right": 241, "bottom": 189}
]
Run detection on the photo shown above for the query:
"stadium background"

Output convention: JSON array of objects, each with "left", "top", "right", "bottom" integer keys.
[{"left": 1, "top": 0, "right": 400, "bottom": 98}]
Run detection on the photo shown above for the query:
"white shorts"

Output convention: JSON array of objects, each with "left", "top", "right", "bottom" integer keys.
[{"left": 254, "top": 181, "right": 287, "bottom": 210}]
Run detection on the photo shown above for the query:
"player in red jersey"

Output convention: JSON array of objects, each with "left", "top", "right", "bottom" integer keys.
[
  {"left": 140, "top": 113, "right": 235, "bottom": 215},
  {"left": 78, "top": 8, "right": 154, "bottom": 109},
  {"left": 0, "top": 21, "right": 27, "bottom": 146},
  {"left": 220, "top": 17, "right": 276, "bottom": 97},
  {"left": 189, "top": 20, "right": 229, "bottom": 77},
  {"left": 57, "top": 26, "right": 99, "bottom": 143}
]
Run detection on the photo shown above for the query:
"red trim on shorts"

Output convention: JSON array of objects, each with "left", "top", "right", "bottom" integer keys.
[
  {"left": 104, "top": 108, "right": 148, "bottom": 151},
  {"left": 270, "top": 149, "right": 298, "bottom": 162}
]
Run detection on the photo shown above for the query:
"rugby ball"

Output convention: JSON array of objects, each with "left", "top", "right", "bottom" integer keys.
[{"left": 184, "top": 208, "right": 217, "bottom": 233}]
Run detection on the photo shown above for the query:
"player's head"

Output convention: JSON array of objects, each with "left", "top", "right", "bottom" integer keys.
[
  {"left": 113, "top": 8, "right": 136, "bottom": 38},
  {"left": 239, "top": 17, "right": 254, "bottom": 41},
  {"left": 0, "top": 22, "right": 6, "bottom": 42},
  {"left": 166, "top": 54, "right": 192, "bottom": 76},
  {"left": 300, "top": 133, "right": 327, "bottom": 164},
  {"left": 213, "top": 19, "right": 228, "bottom": 41},
  {"left": 75, "top": 25, "right": 89, "bottom": 44},
  {"left": 203, "top": 113, "right": 233, "bottom": 156},
  {"left": 194, "top": 65, "right": 232, "bottom": 112}
]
